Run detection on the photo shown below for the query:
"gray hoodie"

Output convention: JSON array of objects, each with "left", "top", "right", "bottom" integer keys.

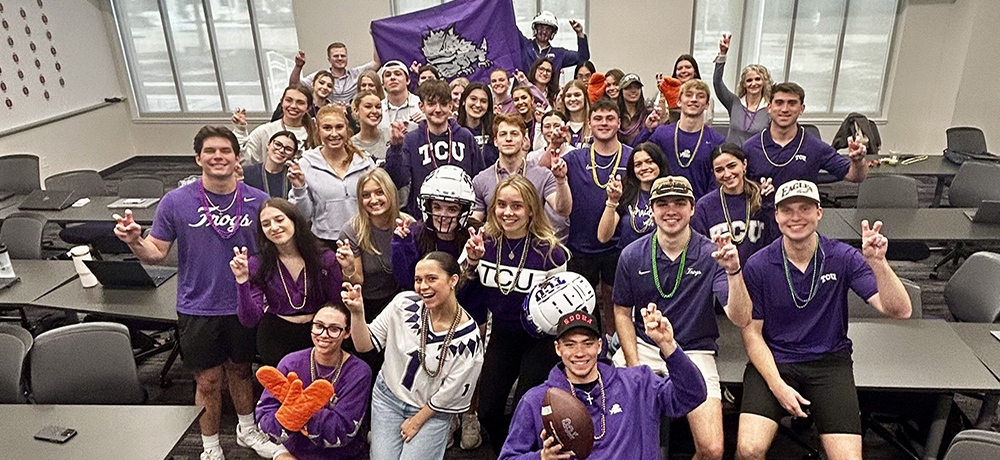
[{"left": 288, "top": 147, "right": 375, "bottom": 240}]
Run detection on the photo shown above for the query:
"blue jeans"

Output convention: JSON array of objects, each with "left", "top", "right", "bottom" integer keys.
[{"left": 370, "top": 372, "right": 453, "bottom": 460}]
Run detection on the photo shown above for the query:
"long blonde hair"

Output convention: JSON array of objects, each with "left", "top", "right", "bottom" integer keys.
[
  {"left": 561, "top": 80, "right": 591, "bottom": 141},
  {"left": 737, "top": 64, "right": 773, "bottom": 103},
  {"left": 316, "top": 105, "right": 365, "bottom": 161},
  {"left": 350, "top": 168, "right": 408, "bottom": 255},
  {"left": 483, "top": 175, "right": 565, "bottom": 262}
]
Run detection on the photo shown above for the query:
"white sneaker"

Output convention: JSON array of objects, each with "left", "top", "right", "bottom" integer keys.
[
  {"left": 460, "top": 412, "right": 482, "bottom": 450},
  {"left": 200, "top": 447, "right": 225, "bottom": 460},
  {"left": 236, "top": 424, "right": 281, "bottom": 458}
]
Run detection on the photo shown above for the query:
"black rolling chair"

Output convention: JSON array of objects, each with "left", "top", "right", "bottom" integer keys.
[
  {"left": 0, "top": 154, "right": 41, "bottom": 194},
  {"left": 943, "top": 429, "right": 1000, "bottom": 459},
  {"left": 932, "top": 161, "right": 1000, "bottom": 276},
  {"left": 43, "top": 170, "right": 127, "bottom": 253},
  {"left": 856, "top": 175, "right": 930, "bottom": 261}
]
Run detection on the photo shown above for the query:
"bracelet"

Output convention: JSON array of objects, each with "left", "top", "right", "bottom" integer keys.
[
  {"left": 726, "top": 266, "right": 742, "bottom": 276},
  {"left": 606, "top": 200, "right": 619, "bottom": 208}
]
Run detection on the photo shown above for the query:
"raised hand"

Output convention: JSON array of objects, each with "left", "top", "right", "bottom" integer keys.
[
  {"left": 465, "top": 227, "right": 486, "bottom": 263},
  {"left": 655, "top": 73, "right": 665, "bottom": 86},
  {"left": 393, "top": 217, "right": 411, "bottom": 239},
  {"left": 294, "top": 50, "right": 306, "bottom": 68},
  {"left": 230, "top": 246, "right": 250, "bottom": 284},
  {"left": 719, "top": 34, "right": 731, "bottom": 55},
  {"left": 773, "top": 382, "right": 810, "bottom": 418},
  {"left": 112, "top": 209, "right": 142, "bottom": 244},
  {"left": 390, "top": 121, "right": 407, "bottom": 146},
  {"left": 550, "top": 148, "right": 568, "bottom": 180},
  {"left": 340, "top": 282, "right": 364, "bottom": 314},
  {"left": 231, "top": 108, "right": 247, "bottom": 127},
  {"left": 409, "top": 61, "right": 421, "bottom": 75},
  {"left": 534, "top": 108, "right": 545, "bottom": 124},
  {"left": 286, "top": 160, "right": 306, "bottom": 188},
  {"left": 711, "top": 233, "right": 740, "bottom": 275},
  {"left": 539, "top": 429, "right": 571, "bottom": 460},
  {"left": 641, "top": 303, "right": 677, "bottom": 353},
  {"left": 335, "top": 240, "right": 355, "bottom": 275},
  {"left": 569, "top": 19, "right": 584, "bottom": 37},
  {"left": 409, "top": 110, "right": 426, "bottom": 123},
  {"left": 861, "top": 219, "right": 888, "bottom": 260},
  {"left": 515, "top": 69, "right": 529, "bottom": 85},
  {"left": 759, "top": 177, "right": 774, "bottom": 196},
  {"left": 644, "top": 106, "right": 663, "bottom": 131},
  {"left": 848, "top": 136, "right": 867, "bottom": 161},
  {"left": 606, "top": 174, "right": 623, "bottom": 203}
]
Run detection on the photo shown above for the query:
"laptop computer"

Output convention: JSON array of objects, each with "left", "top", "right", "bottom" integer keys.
[
  {"left": 964, "top": 200, "right": 1000, "bottom": 224},
  {"left": 17, "top": 190, "right": 77, "bottom": 211},
  {"left": 0, "top": 190, "right": 15, "bottom": 201},
  {"left": 83, "top": 260, "right": 177, "bottom": 288}
]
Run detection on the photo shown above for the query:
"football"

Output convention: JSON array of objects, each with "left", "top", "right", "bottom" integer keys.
[
  {"left": 541, "top": 387, "right": 594, "bottom": 459},
  {"left": 522, "top": 272, "right": 597, "bottom": 338}
]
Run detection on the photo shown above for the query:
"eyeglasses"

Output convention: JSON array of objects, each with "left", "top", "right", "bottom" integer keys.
[
  {"left": 271, "top": 140, "right": 295, "bottom": 155},
  {"left": 310, "top": 322, "right": 346, "bottom": 338},
  {"left": 536, "top": 67, "right": 552, "bottom": 75}
]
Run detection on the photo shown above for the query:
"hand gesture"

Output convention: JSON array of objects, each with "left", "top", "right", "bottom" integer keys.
[
  {"left": 112, "top": 209, "right": 142, "bottom": 244},
  {"left": 550, "top": 148, "right": 568, "bottom": 180},
  {"left": 409, "top": 61, "right": 422, "bottom": 75},
  {"left": 390, "top": 121, "right": 407, "bottom": 146},
  {"left": 294, "top": 50, "right": 306, "bottom": 68},
  {"left": 861, "top": 219, "right": 888, "bottom": 260},
  {"left": 409, "top": 111, "right": 426, "bottom": 123},
  {"left": 400, "top": 416, "right": 424, "bottom": 443},
  {"left": 393, "top": 218, "right": 411, "bottom": 239},
  {"left": 848, "top": 136, "right": 867, "bottom": 161},
  {"left": 641, "top": 303, "right": 677, "bottom": 353},
  {"left": 569, "top": 19, "right": 584, "bottom": 37},
  {"left": 655, "top": 73, "right": 665, "bottom": 86},
  {"left": 711, "top": 233, "right": 740, "bottom": 275},
  {"left": 286, "top": 160, "right": 306, "bottom": 188},
  {"left": 539, "top": 429, "right": 571, "bottom": 460},
  {"left": 231, "top": 108, "right": 247, "bottom": 127},
  {"left": 606, "top": 174, "right": 623, "bottom": 203},
  {"left": 335, "top": 240, "right": 355, "bottom": 274},
  {"left": 465, "top": 227, "right": 486, "bottom": 263},
  {"left": 340, "top": 282, "right": 364, "bottom": 314},
  {"left": 759, "top": 177, "right": 774, "bottom": 196},
  {"left": 515, "top": 69, "right": 529, "bottom": 85},
  {"left": 534, "top": 108, "right": 545, "bottom": 125},
  {"left": 230, "top": 246, "right": 250, "bottom": 284},
  {"left": 644, "top": 106, "right": 663, "bottom": 131},
  {"left": 773, "top": 382, "right": 811, "bottom": 418},
  {"left": 719, "top": 34, "right": 732, "bottom": 55}
]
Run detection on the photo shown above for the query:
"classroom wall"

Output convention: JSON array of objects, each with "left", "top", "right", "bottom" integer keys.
[{"left": 2, "top": 0, "right": 998, "bottom": 168}]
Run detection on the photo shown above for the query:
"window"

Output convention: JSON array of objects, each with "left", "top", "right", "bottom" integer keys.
[
  {"left": 110, "top": 0, "right": 299, "bottom": 117},
  {"left": 693, "top": 0, "right": 900, "bottom": 118},
  {"left": 393, "top": 0, "right": 587, "bottom": 80}
]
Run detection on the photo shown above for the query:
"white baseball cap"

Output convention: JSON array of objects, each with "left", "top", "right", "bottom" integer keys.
[{"left": 775, "top": 180, "right": 821, "bottom": 206}]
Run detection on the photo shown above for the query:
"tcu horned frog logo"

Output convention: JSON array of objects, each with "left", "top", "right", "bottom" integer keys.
[{"left": 421, "top": 25, "right": 491, "bottom": 78}]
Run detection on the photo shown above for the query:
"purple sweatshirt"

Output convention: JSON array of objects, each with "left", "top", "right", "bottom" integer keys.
[
  {"left": 390, "top": 221, "right": 462, "bottom": 291},
  {"left": 256, "top": 348, "right": 372, "bottom": 460},
  {"left": 384, "top": 118, "right": 485, "bottom": 215},
  {"left": 499, "top": 354, "right": 707, "bottom": 460},
  {"left": 236, "top": 250, "right": 344, "bottom": 328}
]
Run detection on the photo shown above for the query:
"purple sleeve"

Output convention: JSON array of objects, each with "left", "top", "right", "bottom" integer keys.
[
  {"left": 691, "top": 198, "right": 710, "bottom": 237},
  {"left": 612, "top": 248, "right": 635, "bottom": 307},
  {"left": 557, "top": 35, "right": 589, "bottom": 69},
  {"left": 846, "top": 248, "right": 878, "bottom": 301},
  {"left": 633, "top": 125, "right": 653, "bottom": 145},
  {"left": 390, "top": 225, "right": 420, "bottom": 290},
  {"left": 456, "top": 262, "right": 489, "bottom": 325},
  {"left": 653, "top": 348, "right": 708, "bottom": 417},
  {"left": 819, "top": 142, "right": 851, "bottom": 180},
  {"left": 236, "top": 256, "right": 266, "bottom": 328},
  {"left": 711, "top": 259, "right": 729, "bottom": 306},
  {"left": 744, "top": 259, "right": 766, "bottom": 320},
  {"left": 467, "top": 131, "right": 486, "bottom": 177},
  {"left": 540, "top": 169, "right": 557, "bottom": 200},
  {"left": 472, "top": 173, "right": 489, "bottom": 212},
  {"left": 384, "top": 138, "right": 411, "bottom": 189},
  {"left": 148, "top": 192, "right": 177, "bottom": 242},
  {"left": 319, "top": 250, "right": 345, "bottom": 304},
  {"left": 497, "top": 389, "right": 544, "bottom": 460},
  {"left": 304, "top": 358, "right": 373, "bottom": 446}
]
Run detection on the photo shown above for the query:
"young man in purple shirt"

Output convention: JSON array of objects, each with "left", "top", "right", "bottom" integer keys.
[
  {"left": 562, "top": 99, "right": 633, "bottom": 336},
  {"left": 519, "top": 11, "right": 589, "bottom": 72},
  {"left": 741, "top": 82, "right": 868, "bottom": 190},
  {"left": 385, "top": 79, "right": 485, "bottom": 216},
  {"left": 634, "top": 80, "right": 726, "bottom": 199},
  {"left": 727, "top": 180, "right": 912, "bottom": 460},
  {"left": 113, "top": 126, "right": 278, "bottom": 460},
  {"left": 499, "top": 308, "right": 707, "bottom": 460},
  {"left": 613, "top": 175, "right": 750, "bottom": 460}
]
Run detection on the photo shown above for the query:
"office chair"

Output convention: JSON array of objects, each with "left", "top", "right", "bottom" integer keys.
[
  {"left": 0, "top": 154, "right": 41, "bottom": 194},
  {"left": 44, "top": 169, "right": 110, "bottom": 197},
  {"left": 848, "top": 278, "right": 923, "bottom": 319},
  {"left": 944, "top": 252, "right": 1000, "bottom": 323},
  {"left": 29, "top": 322, "right": 146, "bottom": 404},
  {"left": 943, "top": 429, "right": 1000, "bottom": 459},
  {"left": 0, "top": 211, "right": 46, "bottom": 259},
  {"left": 932, "top": 161, "right": 1000, "bottom": 276},
  {"left": 0, "top": 329, "right": 31, "bottom": 403},
  {"left": 856, "top": 175, "right": 930, "bottom": 261},
  {"left": 946, "top": 127, "right": 988, "bottom": 155},
  {"left": 117, "top": 176, "right": 165, "bottom": 198},
  {"left": 44, "top": 170, "right": 128, "bottom": 253}
]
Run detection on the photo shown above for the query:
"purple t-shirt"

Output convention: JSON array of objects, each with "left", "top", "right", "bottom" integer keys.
[
  {"left": 150, "top": 180, "right": 269, "bottom": 316},
  {"left": 744, "top": 234, "right": 878, "bottom": 364},
  {"left": 692, "top": 188, "right": 780, "bottom": 266},
  {"left": 615, "top": 189, "right": 654, "bottom": 249},
  {"left": 613, "top": 231, "right": 728, "bottom": 352},
  {"left": 564, "top": 144, "right": 633, "bottom": 255},
  {"left": 743, "top": 128, "right": 850, "bottom": 189},
  {"left": 635, "top": 123, "right": 725, "bottom": 199}
]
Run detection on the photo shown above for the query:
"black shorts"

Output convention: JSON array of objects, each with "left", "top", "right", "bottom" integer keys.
[
  {"left": 256, "top": 314, "right": 313, "bottom": 367},
  {"left": 741, "top": 351, "right": 862, "bottom": 435},
  {"left": 177, "top": 313, "right": 257, "bottom": 371},
  {"left": 567, "top": 248, "right": 621, "bottom": 286}
]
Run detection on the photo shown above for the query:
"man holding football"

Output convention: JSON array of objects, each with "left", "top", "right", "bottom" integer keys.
[{"left": 498, "top": 308, "right": 707, "bottom": 459}]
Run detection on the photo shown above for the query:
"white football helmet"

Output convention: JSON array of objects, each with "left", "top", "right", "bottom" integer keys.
[
  {"left": 522, "top": 271, "right": 596, "bottom": 338},
  {"left": 418, "top": 165, "right": 476, "bottom": 230},
  {"left": 531, "top": 11, "right": 559, "bottom": 33}
]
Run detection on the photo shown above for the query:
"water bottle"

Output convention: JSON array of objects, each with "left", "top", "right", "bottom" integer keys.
[
  {"left": 0, "top": 244, "right": 14, "bottom": 278},
  {"left": 70, "top": 245, "right": 99, "bottom": 288}
]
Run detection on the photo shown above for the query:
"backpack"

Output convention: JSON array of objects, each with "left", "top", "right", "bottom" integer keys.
[{"left": 943, "top": 148, "right": 1000, "bottom": 165}]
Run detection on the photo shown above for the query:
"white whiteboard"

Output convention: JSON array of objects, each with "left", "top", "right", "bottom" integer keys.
[{"left": 0, "top": 0, "right": 123, "bottom": 134}]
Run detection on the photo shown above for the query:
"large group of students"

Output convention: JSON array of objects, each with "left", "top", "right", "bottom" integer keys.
[{"left": 110, "top": 11, "right": 914, "bottom": 460}]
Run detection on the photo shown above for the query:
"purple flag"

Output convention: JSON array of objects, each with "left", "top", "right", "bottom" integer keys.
[{"left": 371, "top": 0, "right": 520, "bottom": 83}]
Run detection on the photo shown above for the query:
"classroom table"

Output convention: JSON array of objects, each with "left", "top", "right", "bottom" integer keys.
[
  {"left": 0, "top": 260, "right": 77, "bottom": 305},
  {"left": 0, "top": 195, "right": 157, "bottom": 225},
  {"left": 949, "top": 322, "right": 1000, "bottom": 429},
  {"left": 833, "top": 208, "right": 1000, "bottom": 242},
  {"left": 817, "top": 208, "right": 864, "bottom": 240},
  {"left": 864, "top": 155, "right": 959, "bottom": 207},
  {"left": 0, "top": 404, "right": 202, "bottom": 460},
  {"left": 716, "top": 317, "right": 1000, "bottom": 460},
  {"left": 33, "top": 273, "right": 178, "bottom": 322}
]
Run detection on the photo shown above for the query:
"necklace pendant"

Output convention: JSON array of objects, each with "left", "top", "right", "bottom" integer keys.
[{"left": 509, "top": 250, "right": 516, "bottom": 259}]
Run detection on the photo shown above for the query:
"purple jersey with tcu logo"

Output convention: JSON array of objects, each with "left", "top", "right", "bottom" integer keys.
[{"left": 742, "top": 128, "right": 849, "bottom": 189}]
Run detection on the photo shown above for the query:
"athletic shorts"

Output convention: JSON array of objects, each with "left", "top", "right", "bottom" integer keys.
[
  {"left": 177, "top": 313, "right": 257, "bottom": 371},
  {"left": 613, "top": 341, "right": 722, "bottom": 400},
  {"left": 741, "top": 351, "right": 861, "bottom": 435},
  {"left": 568, "top": 249, "right": 621, "bottom": 286}
]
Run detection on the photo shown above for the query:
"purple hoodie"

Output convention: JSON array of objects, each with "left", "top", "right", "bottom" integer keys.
[{"left": 499, "top": 350, "right": 707, "bottom": 460}]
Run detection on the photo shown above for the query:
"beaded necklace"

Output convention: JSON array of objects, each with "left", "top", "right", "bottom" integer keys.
[
  {"left": 496, "top": 235, "right": 531, "bottom": 296},
  {"left": 629, "top": 192, "right": 653, "bottom": 234},
  {"left": 418, "top": 302, "right": 463, "bottom": 378},
  {"left": 569, "top": 372, "right": 607, "bottom": 440},
  {"left": 651, "top": 232, "right": 689, "bottom": 299},
  {"left": 310, "top": 347, "right": 344, "bottom": 406},
  {"left": 425, "top": 124, "right": 454, "bottom": 169},
  {"left": 589, "top": 142, "right": 623, "bottom": 189},
  {"left": 780, "top": 234, "right": 825, "bottom": 309},
  {"left": 742, "top": 97, "right": 764, "bottom": 132},
  {"left": 197, "top": 179, "right": 243, "bottom": 239},
  {"left": 260, "top": 165, "right": 289, "bottom": 198},
  {"left": 719, "top": 188, "right": 751, "bottom": 244},
  {"left": 277, "top": 259, "right": 307, "bottom": 310},
  {"left": 674, "top": 123, "right": 705, "bottom": 169},
  {"left": 761, "top": 126, "right": 805, "bottom": 168}
]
